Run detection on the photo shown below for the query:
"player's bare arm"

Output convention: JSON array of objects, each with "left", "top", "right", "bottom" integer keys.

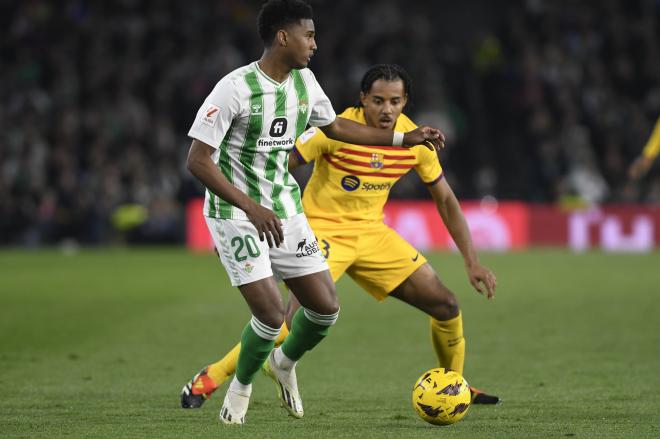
[
  {"left": 629, "top": 117, "right": 660, "bottom": 179},
  {"left": 428, "top": 179, "right": 497, "bottom": 299},
  {"left": 319, "top": 116, "right": 446, "bottom": 151},
  {"left": 186, "top": 139, "right": 284, "bottom": 247},
  {"left": 288, "top": 149, "right": 304, "bottom": 170},
  {"left": 628, "top": 154, "right": 655, "bottom": 179}
]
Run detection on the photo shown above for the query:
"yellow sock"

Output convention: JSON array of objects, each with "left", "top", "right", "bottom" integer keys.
[
  {"left": 206, "top": 323, "right": 289, "bottom": 386},
  {"left": 274, "top": 322, "right": 289, "bottom": 347},
  {"left": 207, "top": 343, "right": 240, "bottom": 386},
  {"left": 430, "top": 312, "right": 465, "bottom": 375}
]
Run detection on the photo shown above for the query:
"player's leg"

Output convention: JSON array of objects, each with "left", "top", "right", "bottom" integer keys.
[
  {"left": 207, "top": 248, "right": 290, "bottom": 387},
  {"left": 347, "top": 226, "right": 499, "bottom": 404},
  {"left": 280, "top": 269, "right": 339, "bottom": 363},
  {"left": 261, "top": 270, "right": 338, "bottom": 418},
  {"left": 182, "top": 217, "right": 284, "bottom": 423},
  {"left": 262, "top": 215, "right": 342, "bottom": 418},
  {"left": 346, "top": 227, "right": 465, "bottom": 368},
  {"left": 182, "top": 231, "right": 351, "bottom": 410},
  {"left": 389, "top": 264, "right": 500, "bottom": 404},
  {"left": 214, "top": 276, "right": 286, "bottom": 424},
  {"left": 388, "top": 263, "right": 464, "bottom": 372},
  {"left": 282, "top": 229, "right": 353, "bottom": 327},
  {"left": 274, "top": 227, "right": 352, "bottom": 366}
]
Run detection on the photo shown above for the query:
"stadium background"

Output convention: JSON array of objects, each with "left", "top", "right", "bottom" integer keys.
[
  {"left": 2, "top": 0, "right": 660, "bottom": 247},
  {"left": 1, "top": 2, "right": 659, "bottom": 438}
]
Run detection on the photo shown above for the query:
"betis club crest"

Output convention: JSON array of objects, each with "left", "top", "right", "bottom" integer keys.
[
  {"left": 370, "top": 153, "right": 384, "bottom": 169},
  {"left": 298, "top": 99, "right": 308, "bottom": 114}
]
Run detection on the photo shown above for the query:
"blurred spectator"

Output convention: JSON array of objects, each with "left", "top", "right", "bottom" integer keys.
[{"left": 1, "top": 0, "right": 659, "bottom": 245}]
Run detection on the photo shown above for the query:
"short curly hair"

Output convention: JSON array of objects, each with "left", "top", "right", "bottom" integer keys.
[
  {"left": 357, "top": 64, "right": 412, "bottom": 107},
  {"left": 257, "top": 0, "right": 314, "bottom": 43}
]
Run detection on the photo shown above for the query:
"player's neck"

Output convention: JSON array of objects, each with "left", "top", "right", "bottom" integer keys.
[{"left": 257, "top": 53, "right": 291, "bottom": 84}]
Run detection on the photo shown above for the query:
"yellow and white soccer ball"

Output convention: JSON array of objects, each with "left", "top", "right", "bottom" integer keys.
[{"left": 412, "top": 368, "right": 471, "bottom": 425}]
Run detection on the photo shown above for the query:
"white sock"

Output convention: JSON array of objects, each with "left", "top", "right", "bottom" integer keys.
[
  {"left": 228, "top": 376, "right": 252, "bottom": 397},
  {"left": 273, "top": 347, "right": 296, "bottom": 371}
]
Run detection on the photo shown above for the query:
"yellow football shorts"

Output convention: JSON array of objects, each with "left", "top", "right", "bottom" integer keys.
[{"left": 311, "top": 222, "right": 427, "bottom": 301}]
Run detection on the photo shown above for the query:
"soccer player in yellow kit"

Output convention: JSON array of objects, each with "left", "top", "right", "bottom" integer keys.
[
  {"left": 181, "top": 64, "right": 499, "bottom": 409},
  {"left": 629, "top": 117, "right": 660, "bottom": 179}
]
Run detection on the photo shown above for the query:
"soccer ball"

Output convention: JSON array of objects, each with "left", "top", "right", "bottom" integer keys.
[{"left": 412, "top": 368, "right": 471, "bottom": 425}]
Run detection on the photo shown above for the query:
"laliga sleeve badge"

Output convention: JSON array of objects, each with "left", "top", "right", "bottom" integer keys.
[
  {"left": 298, "top": 127, "right": 317, "bottom": 144},
  {"left": 201, "top": 104, "right": 220, "bottom": 127}
]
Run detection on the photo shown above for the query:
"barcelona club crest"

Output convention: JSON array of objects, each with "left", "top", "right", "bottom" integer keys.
[{"left": 370, "top": 153, "right": 384, "bottom": 169}]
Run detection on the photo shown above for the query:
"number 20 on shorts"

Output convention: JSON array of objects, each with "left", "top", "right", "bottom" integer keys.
[{"left": 231, "top": 235, "right": 261, "bottom": 261}]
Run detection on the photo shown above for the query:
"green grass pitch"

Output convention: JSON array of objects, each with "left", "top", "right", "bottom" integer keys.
[{"left": 1, "top": 248, "right": 658, "bottom": 438}]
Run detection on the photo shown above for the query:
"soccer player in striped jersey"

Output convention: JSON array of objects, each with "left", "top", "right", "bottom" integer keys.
[
  {"left": 182, "top": 62, "right": 500, "bottom": 414},
  {"left": 183, "top": 0, "right": 445, "bottom": 425},
  {"left": 629, "top": 116, "right": 660, "bottom": 179}
]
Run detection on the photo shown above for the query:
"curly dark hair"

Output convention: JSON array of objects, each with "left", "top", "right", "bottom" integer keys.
[
  {"left": 257, "top": 0, "right": 314, "bottom": 43},
  {"left": 357, "top": 64, "right": 412, "bottom": 107}
]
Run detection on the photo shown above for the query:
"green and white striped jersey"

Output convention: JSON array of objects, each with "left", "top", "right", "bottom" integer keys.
[{"left": 188, "top": 61, "right": 336, "bottom": 220}]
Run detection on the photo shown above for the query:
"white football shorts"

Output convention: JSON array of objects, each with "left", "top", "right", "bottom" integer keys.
[{"left": 205, "top": 213, "right": 328, "bottom": 286}]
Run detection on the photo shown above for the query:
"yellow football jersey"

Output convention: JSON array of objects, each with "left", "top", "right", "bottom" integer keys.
[
  {"left": 642, "top": 116, "right": 660, "bottom": 159},
  {"left": 293, "top": 107, "right": 443, "bottom": 231}
]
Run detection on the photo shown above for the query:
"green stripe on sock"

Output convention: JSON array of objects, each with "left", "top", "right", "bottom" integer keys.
[
  {"left": 236, "top": 320, "right": 275, "bottom": 385},
  {"left": 280, "top": 308, "right": 331, "bottom": 362}
]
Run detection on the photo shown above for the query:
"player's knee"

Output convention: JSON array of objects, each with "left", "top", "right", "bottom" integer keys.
[
  {"left": 304, "top": 283, "right": 340, "bottom": 322},
  {"left": 256, "top": 310, "right": 285, "bottom": 330},
  {"left": 445, "top": 293, "right": 460, "bottom": 317},
  {"left": 314, "top": 281, "right": 339, "bottom": 316},
  {"left": 433, "top": 292, "right": 460, "bottom": 320},
  {"left": 313, "top": 296, "right": 339, "bottom": 317}
]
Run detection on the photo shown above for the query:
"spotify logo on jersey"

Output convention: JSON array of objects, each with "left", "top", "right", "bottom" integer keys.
[{"left": 341, "top": 175, "right": 361, "bottom": 191}]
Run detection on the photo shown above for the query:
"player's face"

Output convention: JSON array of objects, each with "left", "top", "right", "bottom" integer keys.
[
  {"left": 284, "top": 19, "right": 317, "bottom": 69},
  {"left": 360, "top": 79, "right": 408, "bottom": 130}
]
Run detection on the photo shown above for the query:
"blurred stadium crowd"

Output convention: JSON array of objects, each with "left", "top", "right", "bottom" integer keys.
[{"left": 1, "top": 0, "right": 659, "bottom": 245}]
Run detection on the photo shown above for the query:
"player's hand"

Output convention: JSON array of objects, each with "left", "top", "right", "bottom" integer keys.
[
  {"left": 403, "top": 126, "right": 446, "bottom": 151},
  {"left": 466, "top": 262, "right": 497, "bottom": 300},
  {"left": 244, "top": 202, "right": 284, "bottom": 248},
  {"left": 628, "top": 155, "right": 654, "bottom": 180}
]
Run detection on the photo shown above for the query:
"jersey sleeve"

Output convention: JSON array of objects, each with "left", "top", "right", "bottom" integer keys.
[
  {"left": 188, "top": 76, "right": 241, "bottom": 149},
  {"left": 306, "top": 70, "right": 336, "bottom": 127},
  {"left": 293, "top": 127, "right": 331, "bottom": 163},
  {"left": 642, "top": 116, "right": 660, "bottom": 159},
  {"left": 415, "top": 146, "right": 444, "bottom": 185}
]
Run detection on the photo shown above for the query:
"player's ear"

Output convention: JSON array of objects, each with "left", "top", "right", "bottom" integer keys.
[
  {"left": 402, "top": 94, "right": 408, "bottom": 108},
  {"left": 359, "top": 91, "right": 367, "bottom": 106},
  {"left": 276, "top": 29, "right": 288, "bottom": 47}
]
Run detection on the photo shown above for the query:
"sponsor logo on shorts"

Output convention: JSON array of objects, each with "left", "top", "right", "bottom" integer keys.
[
  {"left": 412, "top": 253, "right": 419, "bottom": 262},
  {"left": 295, "top": 237, "right": 320, "bottom": 258},
  {"left": 341, "top": 175, "right": 360, "bottom": 191},
  {"left": 362, "top": 182, "right": 392, "bottom": 191}
]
